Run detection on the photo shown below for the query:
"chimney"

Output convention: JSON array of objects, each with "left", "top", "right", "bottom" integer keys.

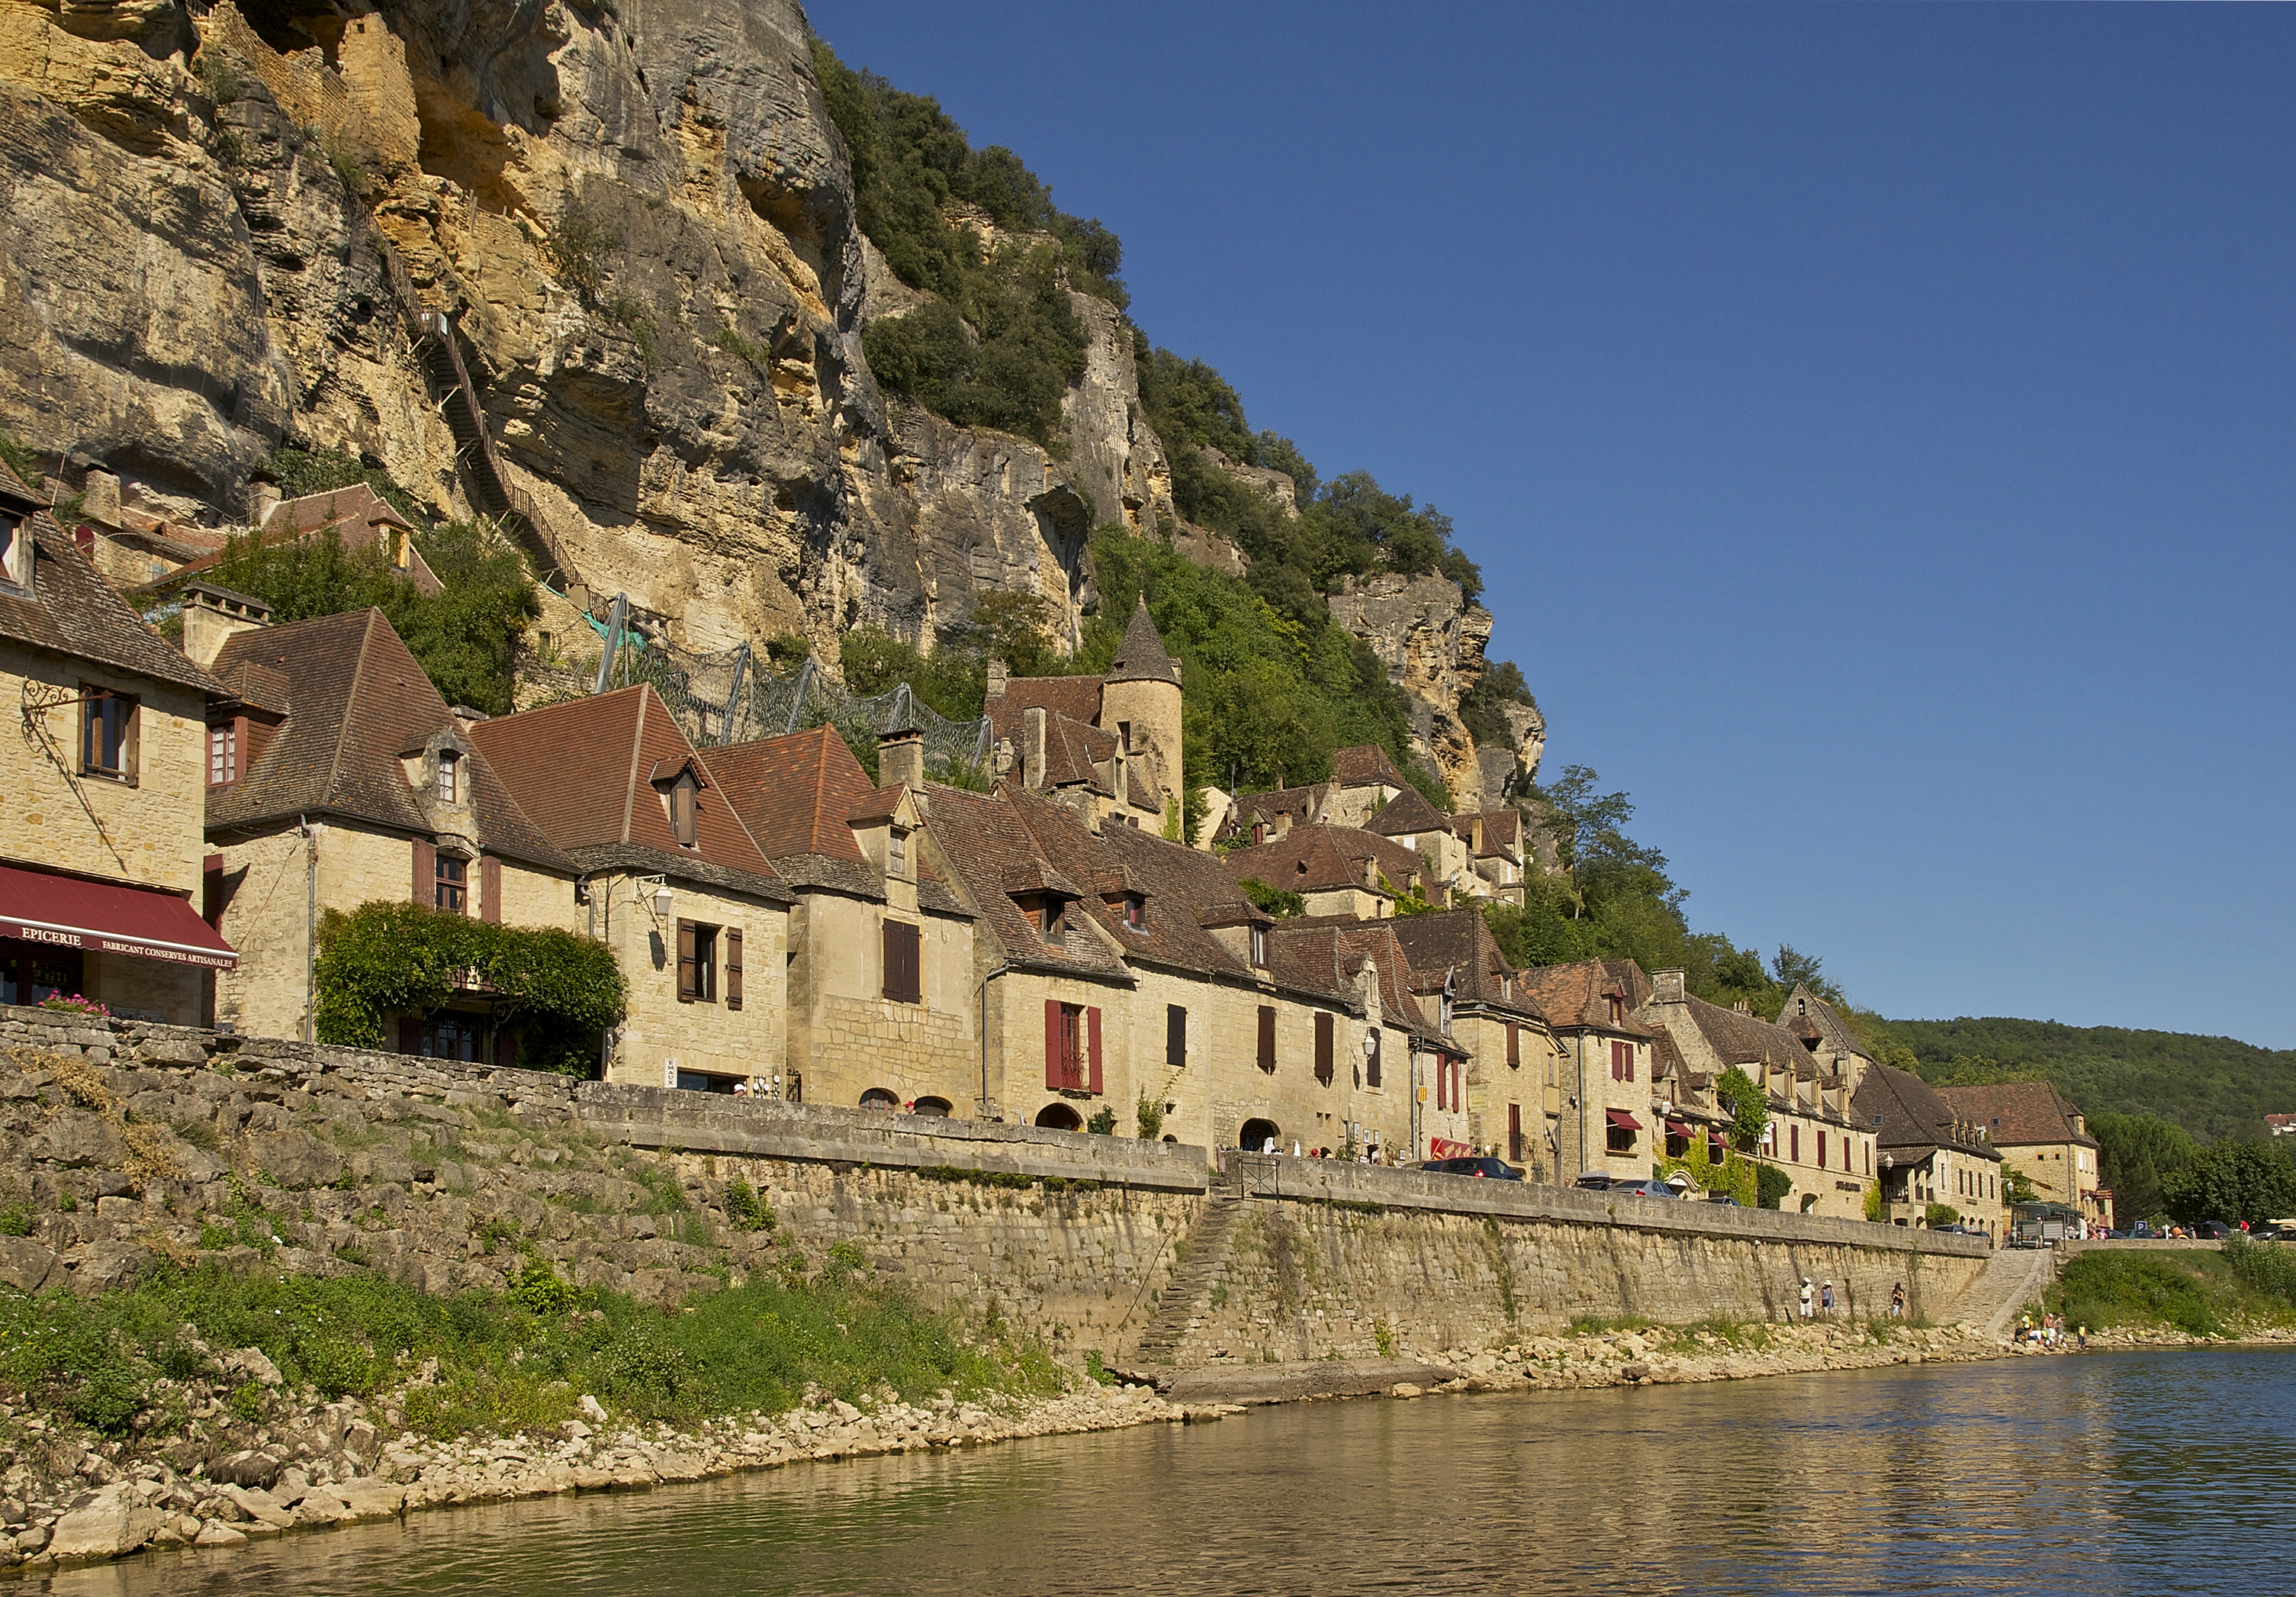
[
  {"left": 877, "top": 726, "right": 925, "bottom": 791},
  {"left": 1652, "top": 968, "right": 1686, "bottom": 1005},
  {"left": 80, "top": 465, "right": 121, "bottom": 530},
  {"left": 180, "top": 582, "right": 272, "bottom": 668},
  {"left": 986, "top": 657, "right": 1009, "bottom": 703},
  {"left": 450, "top": 705, "right": 489, "bottom": 732},
  {"left": 1021, "top": 706, "right": 1047, "bottom": 791}
]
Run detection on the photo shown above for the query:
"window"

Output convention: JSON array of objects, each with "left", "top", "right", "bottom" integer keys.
[
  {"left": 407, "top": 1015, "right": 480, "bottom": 1061},
  {"left": 882, "top": 919, "right": 921, "bottom": 1003},
  {"left": 1043, "top": 898, "right": 1064, "bottom": 941},
  {"left": 1123, "top": 893, "right": 1144, "bottom": 929},
  {"left": 1314, "top": 1011, "right": 1335, "bottom": 1086},
  {"left": 1256, "top": 1005, "right": 1276, "bottom": 1073},
  {"left": 0, "top": 510, "right": 21, "bottom": 588},
  {"left": 1610, "top": 1038, "right": 1632, "bottom": 1082},
  {"left": 1250, "top": 923, "right": 1268, "bottom": 967},
  {"left": 1607, "top": 993, "right": 1623, "bottom": 1025},
  {"left": 677, "top": 919, "right": 719, "bottom": 1003},
  {"left": 1790, "top": 1124, "right": 1801, "bottom": 1163},
  {"left": 669, "top": 772, "right": 699, "bottom": 848},
  {"left": 1818, "top": 1130, "right": 1828, "bottom": 1170},
  {"left": 436, "top": 750, "right": 460, "bottom": 805},
  {"left": 1507, "top": 1022, "right": 1520, "bottom": 1070},
  {"left": 79, "top": 687, "right": 137, "bottom": 781},
  {"left": 1166, "top": 1004, "right": 1186, "bottom": 1069},
  {"left": 434, "top": 854, "right": 467, "bottom": 913},
  {"left": 207, "top": 723, "right": 238, "bottom": 787},
  {"left": 1606, "top": 1116, "right": 1635, "bottom": 1155},
  {"left": 1043, "top": 1000, "right": 1101, "bottom": 1093},
  {"left": 889, "top": 828, "right": 908, "bottom": 878}
]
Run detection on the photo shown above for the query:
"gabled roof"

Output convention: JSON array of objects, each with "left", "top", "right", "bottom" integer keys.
[
  {"left": 1225, "top": 783, "right": 1331, "bottom": 833},
  {"left": 1851, "top": 1061, "right": 2003, "bottom": 1164},
  {"left": 1002, "top": 787, "right": 1252, "bottom": 981},
  {"left": 1330, "top": 744, "right": 1406, "bottom": 790},
  {"left": 468, "top": 684, "right": 781, "bottom": 893},
  {"left": 1365, "top": 785, "right": 1452, "bottom": 840},
  {"left": 918, "top": 782, "right": 1129, "bottom": 980},
  {"left": 1452, "top": 809, "right": 1521, "bottom": 855},
  {"left": 1387, "top": 907, "right": 1545, "bottom": 1019},
  {"left": 1517, "top": 959, "right": 1654, "bottom": 1034},
  {"left": 1778, "top": 984, "right": 1876, "bottom": 1064},
  {"left": 704, "top": 726, "right": 872, "bottom": 867},
  {"left": 985, "top": 675, "right": 1105, "bottom": 740},
  {"left": 1220, "top": 822, "right": 1427, "bottom": 900},
  {"left": 1934, "top": 1080, "right": 2098, "bottom": 1151},
  {"left": 1105, "top": 597, "right": 1182, "bottom": 684},
  {"left": 0, "top": 504, "right": 222, "bottom": 697},
  {"left": 1668, "top": 990, "right": 1825, "bottom": 1079},
  {"left": 206, "top": 610, "right": 566, "bottom": 869},
  {"left": 157, "top": 485, "right": 439, "bottom": 596}
]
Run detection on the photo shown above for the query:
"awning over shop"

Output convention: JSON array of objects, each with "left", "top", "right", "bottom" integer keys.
[
  {"left": 0, "top": 865, "right": 237, "bottom": 970},
  {"left": 1664, "top": 1118, "right": 1690, "bottom": 1138},
  {"left": 1606, "top": 1109, "right": 1641, "bottom": 1131}
]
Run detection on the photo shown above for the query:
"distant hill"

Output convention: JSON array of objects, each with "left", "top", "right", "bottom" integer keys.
[{"left": 1884, "top": 1017, "right": 2296, "bottom": 1145}]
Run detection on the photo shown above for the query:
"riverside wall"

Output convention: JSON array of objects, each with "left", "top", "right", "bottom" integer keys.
[{"left": 0, "top": 1006, "right": 1991, "bottom": 1364}]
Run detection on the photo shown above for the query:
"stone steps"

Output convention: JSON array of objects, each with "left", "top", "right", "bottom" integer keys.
[
  {"left": 1128, "top": 1193, "right": 1244, "bottom": 1366},
  {"left": 1946, "top": 1247, "right": 2058, "bottom": 1340}
]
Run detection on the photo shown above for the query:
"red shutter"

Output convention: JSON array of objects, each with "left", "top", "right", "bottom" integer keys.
[
  {"left": 725, "top": 929, "right": 743, "bottom": 1011},
  {"left": 202, "top": 853, "right": 225, "bottom": 929},
  {"left": 1045, "top": 998, "right": 1064, "bottom": 1090},
  {"left": 677, "top": 920, "right": 698, "bottom": 1003},
  {"left": 480, "top": 857, "right": 502, "bottom": 923},
  {"left": 1314, "top": 1011, "right": 1333, "bottom": 1085},
  {"left": 1087, "top": 1006, "right": 1103, "bottom": 1095},
  {"left": 413, "top": 839, "right": 436, "bottom": 906}
]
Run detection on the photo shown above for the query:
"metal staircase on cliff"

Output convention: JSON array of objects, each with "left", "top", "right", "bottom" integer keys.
[
  {"left": 378, "top": 240, "right": 582, "bottom": 597},
  {"left": 1128, "top": 1185, "right": 1246, "bottom": 1367}
]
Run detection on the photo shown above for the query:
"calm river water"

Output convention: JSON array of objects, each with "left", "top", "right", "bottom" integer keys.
[{"left": 34, "top": 1349, "right": 2296, "bottom": 1596}]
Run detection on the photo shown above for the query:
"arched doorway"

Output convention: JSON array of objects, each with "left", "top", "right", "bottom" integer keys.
[
  {"left": 1035, "top": 1103, "right": 1083, "bottom": 1131},
  {"left": 912, "top": 1096, "right": 952, "bottom": 1118},
  {"left": 1240, "top": 1118, "right": 1280, "bottom": 1153},
  {"left": 859, "top": 1087, "right": 899, "bottom": 1111}
]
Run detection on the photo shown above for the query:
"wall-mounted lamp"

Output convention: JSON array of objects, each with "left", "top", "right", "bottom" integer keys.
[{"left": 637, "top": 874, "right": 673, "bottom": 919}]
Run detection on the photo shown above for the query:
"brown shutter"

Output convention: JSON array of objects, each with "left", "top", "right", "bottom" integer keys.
[
  {"left": 725, "top": 929, "right": 743, "bottom": 1011},
  {"left": 1166, "top": 1004, "right": 1186, "bottom": 1069},
  {"left": 413, "top": 839, "right": 436, "bottom": 906},
  {"left": 1087, "top": 1006, "right": 1103, "bottom": 1095},
  {"left": 1257, "top": 1005, "right": 1276, "bottom": 1072},
  {"left": 1045, "top": 998, "right": 1064, "bottom": 1090},
  {"left": 202, "top": 853, "right": 225, "bottom": 929},
  {"left": 1507, "top": 1022, "right": 1519, "bottom": 1068},
  {"left": 480, "top": 857, "right": 502, "bottom": 923},
  {"left": 677, "top": 919, "right": 698, "bottom": 1002},
  {"left": 1366, "top": 1029, "right": 1382, "bottom": 1088},
  {"left": 882, "top": 921, "right": 921, "bottom": 1003},
  {"left": 1314, "top": 1011, "right": 1333, "bottom": 1085}
]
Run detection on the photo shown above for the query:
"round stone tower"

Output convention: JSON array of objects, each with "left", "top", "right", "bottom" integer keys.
[{"left": 1099, "top": 597, "right": 1185, "bottom": 805}]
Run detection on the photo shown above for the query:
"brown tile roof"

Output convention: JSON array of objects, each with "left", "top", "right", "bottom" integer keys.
[
  {"left": 1105, "top": 597, "right": 1182, "bottom": 684},
  {"left": 1516, "top": 959, "right": 1655, "bottom": 1034},
  {"left": 918, "top": 782, "right": 1130, "bottom": 980},
  {"left": 468, "top": 684, "right": 780, "bottom": 891},
  {"left": 1778, "top": 984, "right": 1875, "bottom": 1064},
  {"left": 1002, "top": 787, "right": 1252, "bottom": 981},
  {"left": 206, "top": 609, "right": 568, "bottom": 869},
  {"left": 1040, "top": 709, "right": 1115, "bottom": 794},
  {"left": 1669, "top": 990, "right": 1823, "bottom": 1077},
  {"left": 1226, "top": 783, "right": 1331, "bottom": 833},
  {"left": 1387, "top": 908, "right": 1545, "bottom": 1019},
  {"left": 1220, "top": 823, "right": 1428, "bottom": 900},
  {"left": 1852, "top": 1062, "right": 2003, "bottom": 1164},
  {"left": 703, "top": 726, "right": 871, "bottom": 866},
  {"left": 0, "top": 512, "right": 223, "bottom": 697},
  {"left": 1331, "top": 744, "right": 1406, "bottom": 790},
  {"left": 986, "top": 675, "right": 1106, "bottom": 741},
  {"left": 1934, "top": 1081, "right": 2098, "bottom": 1150},
  {"left": 156, "top": 485, "right": 440, "bottom": 597},
  {"left": 1366, "top": 785, "right": 1452, "bottom": 839},
  {"left": 1452, "top": 810, "right": 1521, "bottom": 856}
]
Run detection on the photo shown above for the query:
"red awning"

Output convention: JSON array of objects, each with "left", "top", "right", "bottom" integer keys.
[
  {"left": 1665, "top": 1118, "right": 1690, "bottom": 1138},
  {"left": 1606, "top": 1109, "right": 1642, "bottom": 1131},
  {"left": 0, "top": 865, "right": 236, "bottom": 970}
]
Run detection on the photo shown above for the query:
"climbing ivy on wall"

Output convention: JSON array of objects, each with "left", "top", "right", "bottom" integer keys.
[{"left": 313, "top": 903, "right": 625, "bottom": 1075}]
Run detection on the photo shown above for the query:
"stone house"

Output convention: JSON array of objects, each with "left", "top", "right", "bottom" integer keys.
[
  {"left": 984, "top": 599, "right": 1182, "bottom": 832},
  {"left": 26, "top": 452, "right": 227, "bottom": 596},
  {"left": 1218, "top": 822, "right": 1438, "bottom": 919},
  {"left": 0, "top": 463, "right": 236, "bottom": 1024},
  {"left": 1363, "top": 787, "right": 1477, "bottom": 901},
  {"left": 469, "top": 685, "right": 792, "bottom": 1092},
  {"left": 1516, "top": 960, "right": 1662, "bottom": 1184},
  {"left": 145, "top": 482, "right": 442, "bottom": 600},
  {"left": 1389, "top": 907, "right": 1558, "bottom": 1173},
  {"left": 1636, "top": 973, "right": 1878, "bottom": 1220},
  {"left": 1214, "top": 743, "right": 1413, "bottom": 845},
  {"left": 1851, "top": 1063, "right": 2008, "bottom": 1236},
  {"left": 702, "top": 725, "right": 978, "bottom": 1114},
  {"left": 1265, "top": 917, "right": 1462, "bottom": 1161},
  {"left": 201, "top": 606, "right": 575, "bottom": 1051},
  {"left": 1934, "top": 1080, "right": 2105, "bottom": 1232},
  {"left": 1452, "top": 808, "right": 1528, "bottom": 902}
]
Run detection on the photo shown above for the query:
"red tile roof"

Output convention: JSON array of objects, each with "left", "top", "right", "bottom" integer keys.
[
  {"left": 703, "top": 726, "right": 871, "bottom": 866},
  {"left": 0, "top": 502, "right": 221, "bottom": 697},
  {"left": 1331, "top": 745, "right": 1406, "bottom": 790},
  {"left": 1516, "top": 959, "right": 1655, "bottom": 1034},
  {"left": 1934, "top": 1081, "right": 2098, "bottom": 1150},
  {"left": 986, "top": 675, "right": 1106, "bottom": 740},
  {"left": 1365, "top": 786, "right": 1452, "bottom": 839},
  {"left": 1220, "top": 823, "right": 1427, "bottom": 900}
]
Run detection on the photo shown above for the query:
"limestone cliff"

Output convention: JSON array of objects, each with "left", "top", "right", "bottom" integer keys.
[{"left": 0, "top": 0, "right": 1537, "bottom": 794}]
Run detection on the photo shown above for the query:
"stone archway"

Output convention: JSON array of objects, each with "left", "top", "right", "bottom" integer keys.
[
  {"left": 1035, "top": 1103, "right": 1082, "bottom": 1131},
  {"left": 1240, "top": 1117, "right": 1280, "bottom": 1152},
  {"left": 860, "top": 1087, "right": 899, "bottom": 1111}
]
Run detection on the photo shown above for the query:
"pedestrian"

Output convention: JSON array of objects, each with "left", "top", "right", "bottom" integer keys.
[
  {"left": 1889, "top": 1282, "right": 1905, "bottom": 1319},
  {"left": 1798, "top": 1277, "right": 1814, "bottom": 1321},
  {"left": 1820, "top": 1280, "right": 1835, "bottom": 1315}
]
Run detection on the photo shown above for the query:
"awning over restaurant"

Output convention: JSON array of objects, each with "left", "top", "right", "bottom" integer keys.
[
  {"left": 1606, "top": 1109, "right": 1642, "bottom": 1131},
  {"left": 1664, "top": 1118, "right": 1691, "bottom": 1138},
  {"left": 0, "top": 865, "right": 236, "bottom": 970}
]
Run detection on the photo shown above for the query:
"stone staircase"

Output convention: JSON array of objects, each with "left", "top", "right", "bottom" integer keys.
[
  {"left": 1946, "top": 1247, "right": 2059, "bottom": 1341},
  {"left": 1127, "top": 1189, "right": 1246, "bottom": 1367}
]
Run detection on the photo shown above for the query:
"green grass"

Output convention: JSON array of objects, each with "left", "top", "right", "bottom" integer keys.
[
  {"left": 0, "top": 1262, "right": 1065, "bottom": 1444},
  {"left": 2050, "top": 1246, "right": 2296, "bottom": 1338},
  {"left": 1568, "top": 1314, "right": 1657, "bottom": 1337}
]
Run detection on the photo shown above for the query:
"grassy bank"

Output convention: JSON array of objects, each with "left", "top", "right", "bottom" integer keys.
[
  {"left": 0, "top": 1257, "right": 1064, "bottom": 1451},
  {"left": 2049, "top": 1241, "right": 2296, "bottom": 1338}
]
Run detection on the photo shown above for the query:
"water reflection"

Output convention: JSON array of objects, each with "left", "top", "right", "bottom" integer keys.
[{"left": 37, "top": 1349, "right": 2296, "bottom": 1596}]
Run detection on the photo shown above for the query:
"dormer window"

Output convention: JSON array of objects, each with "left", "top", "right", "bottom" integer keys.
[
  {"left": 436, "top": 749, "right": 461, "bottom": 805},
  {"left": 889, "top": 827, "right": 908, "bottom": 879},
  {"left": 1043, "top": 898, "right": 1064, "bottom": 941},
  {"left": 1252, "top": 821, "right": 1267, "bottom": 845},
  {"left": 1250, "top": 923, "right": 1268, "bottom": 968},
  {"left": 669, "top": 771, "right": 699, "bottom": 847},
  {"left": 1121, "top": 893, "right": 1145, "bottom": 930},
  {"left": 0, "top": 510, "right": 23, "bottom": 589},
  {"left": 207, "top": 723, "right": 238, "bottom": 787}
]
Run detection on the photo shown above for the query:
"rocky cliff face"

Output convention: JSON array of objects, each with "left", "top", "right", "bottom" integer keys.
[{"left": 0, "top": 0, "right": 1535, "bottom": 788}]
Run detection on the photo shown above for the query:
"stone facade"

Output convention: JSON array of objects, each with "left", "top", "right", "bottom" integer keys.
[
  {"left": 783, "top": 886, "right": 974, "bottom": 1111},
  {"left": 594, "top": 871, "right": 789, "bottom": 1091}
]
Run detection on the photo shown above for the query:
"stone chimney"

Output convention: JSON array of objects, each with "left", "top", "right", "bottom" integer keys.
[
  {"left": 1652, "top": 968, "right": 1686, "bottom": 1005},
  {"left": 986, "top": 657, "right": 1009, "bottom": 703},
  {"left": 449, "top": 705, "right": 489, "bottom": 732},
  {"left": 1021, "top": 706, "right": 1047, "bottom": 791},
  {"left": 79, "top": 465, "right": 121, "bottom": 530},
  {"left": 877, "top": 727, "right": 925, "bottom": 791},
  {"left": 180, "top": 582, "right": 271, "bottom": 668}
]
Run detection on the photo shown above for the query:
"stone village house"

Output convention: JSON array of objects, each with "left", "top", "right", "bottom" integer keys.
[
  {"left": 1934, "top": 1080, "right": 2103, "bottom": 1232},
  {"left": 1516, "top": 961, "right": 1662, "bottom": 1185},
  {"left": 1853, "top": 1060, "right": 2008, "bottom": 1237},
  {"left": 1389, "top": 908, "right": 1560, "bottom": 1173},
  {"left": 0, "top": 461, "right": 237, "bottom": 1023},
  {"left": 982, "top": 598, "right": 1182, "bottom": 833}
]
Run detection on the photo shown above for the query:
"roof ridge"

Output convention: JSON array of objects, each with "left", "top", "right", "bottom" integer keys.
[{"left": 620, "top": 686, "right": 646, "bottom": 844}]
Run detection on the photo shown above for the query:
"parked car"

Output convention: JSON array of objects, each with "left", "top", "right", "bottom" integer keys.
[
  {"left": 1704, "top": 1193, "right": 1742, "bottom": 1206},
  {"left": 1573, "top": 1173, "right": 1617, "bottom": 1191},
  {"left": 1420, "top": 1156, "right": 1524, "bottom": 1181},
  {"left": 1609, "top": 1179, "right": 1679, "bottom": 1199},
  {"left": 1931, "top": 1224, "right": 1979, "bottom": 1235},
  {"left": 2247, "top": 1226, "right": 2294, "bottom": 1243},
  {"left": 2198, "top": 1221, "right": 2234, "bottom": 1239}
]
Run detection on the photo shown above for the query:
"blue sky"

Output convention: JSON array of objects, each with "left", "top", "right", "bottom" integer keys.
[{"left": 812, "top": 3, "right": 2296, "bottom": 1046}]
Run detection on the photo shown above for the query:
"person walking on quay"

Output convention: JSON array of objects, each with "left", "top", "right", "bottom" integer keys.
[
  {"left": 1890, "top": 1282, "right": 1905, "bottom": 1319},
  {"left": 1799, "top": 1277, "right": 1814, "bottom": 1320},
  {"left": 1821, "top": 1280, "right": 1836, "bottom": 1315}
]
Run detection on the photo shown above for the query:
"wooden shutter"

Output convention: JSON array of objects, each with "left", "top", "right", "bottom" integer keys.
[
  {"left": 124, "top": 695, "right": 140, "bottom": 786},
  {"left": 1087, "top": 1006, "right": 1103, "bottom": 1095},
  {"left": 412, "top": 839, "right": 436, "bottom": 906},
  {"left": 1508, "top": 1103, "right": 1523, "bottom": 1160},
  {"left": 1045, "top": 998, "right": 1064, "bottom": 1090},
  {"left": 1366, "top": 1029, "right": 1381, "bottom": 1087},
  {"left": 1507, "top": 1022, "right": 1519, "bottom": 1069},
  {"left": 202, "top": 853, "right": 225, "bottom": 929},
  {"left": 1166, "top": 1004, "right": 1185, "bottom": 1069},
  {"left": 480, "top": 857, "right": 502, "bottom": 923},
  {"left": 883, "top": 921, "right": 920, "bottom": 1003},
  {"left": 725, "top": 929, "right": 743, "bottom": 1011},
  {"left": 677, "top": 919, "right": 698, "bottom": 1002},
  {"left": 1256, "top": 1006, "right": 1276, "bottom": 1072},
  {"left": 1314, "top": 1011, "right": 1334, "bottom": 1085}
]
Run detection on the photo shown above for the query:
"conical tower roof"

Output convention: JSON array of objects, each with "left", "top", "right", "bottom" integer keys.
[{"left": 1107, "top": 596, "right": 1182, "bottom": 684}]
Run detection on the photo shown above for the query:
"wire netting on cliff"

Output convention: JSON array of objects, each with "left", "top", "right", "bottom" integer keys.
[{"left": 519, "top": 623, "right": 994, "bottom": 784}]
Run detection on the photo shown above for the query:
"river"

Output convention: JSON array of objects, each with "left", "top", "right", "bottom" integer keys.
[{"left": 33, "top": 1349, "right": 2296, "bottom": 1595}]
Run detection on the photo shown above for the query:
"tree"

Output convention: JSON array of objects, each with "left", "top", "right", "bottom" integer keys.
[
  {"left": 2161, "top": 1141, "right": 2296, "bottom": 1226},
  {"left": 1755, "top": 1164, "right": 1794, "bottom": 1211},
  {"left": 1770, "top": 945, "right": 1841, "bottom": 1005},
  {"left": 2090, "top": 1112, "right": 2198, "bottom": 1225},
  {"left": 1714, "top": 1067, "right": 1770, "bottom": 1152},
  {"left": 2001, "top": 1164, "right": 2040, "bottom": 1206}
]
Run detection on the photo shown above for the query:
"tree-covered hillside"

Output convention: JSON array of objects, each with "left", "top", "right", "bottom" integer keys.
[{"left": 1885, "top": 1017, "right": 2296, "bottom": 1145}]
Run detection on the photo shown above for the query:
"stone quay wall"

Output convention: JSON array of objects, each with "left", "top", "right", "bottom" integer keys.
[{"left": 0, "top": 1006, "right": 1992, "bottom": 1365}]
